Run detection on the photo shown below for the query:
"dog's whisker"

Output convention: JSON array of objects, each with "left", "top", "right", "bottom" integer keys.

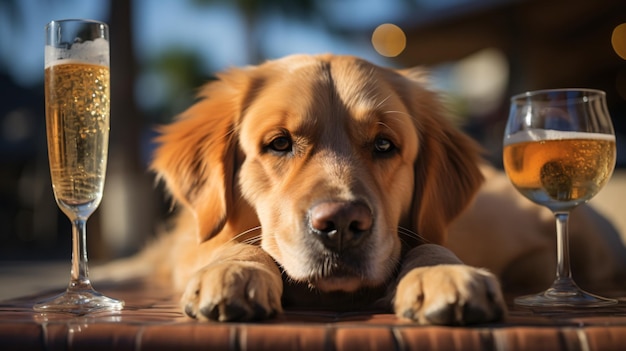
[
  {"left": 376, "top": 121, "right": 394, "bottom": 135},
  {"left": 218, "top": 126, "right": 237, "bottom": 143},
  {"left": 241, "top": 236, "right": 263, "bottom": 246},
  {"left": 376, "top": 113, "right": 412, "bottom": 133},
  {"left": 231, "top": 226, "right": 262, "bottom": 239},
  {"left": 396, "top": 226, "right": 430, "bottom": 245},
  {"left": 228, "top": 226, "right": 262, "bottom": 245},
  {"left": 381, "top": 109, "right": 412, "bottom": 118},
  {"left": 372, "top": 94, "right": 392, "bottom": 110}
]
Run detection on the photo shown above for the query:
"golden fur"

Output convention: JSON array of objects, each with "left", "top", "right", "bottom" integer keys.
[{"left": 105, "top": 54, "right": 626, "bottom": 325}]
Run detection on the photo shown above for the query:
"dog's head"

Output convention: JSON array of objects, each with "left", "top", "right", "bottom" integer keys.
[{"left": 152, "top": 54, "right": 483, "bottom": 292}]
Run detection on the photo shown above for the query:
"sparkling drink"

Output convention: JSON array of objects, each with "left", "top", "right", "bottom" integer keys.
[
  {"left": 35, "top": 19, "right": 123, "bottom": 314},
  {"left": 503, "top": 130, "right": 615, "bottom": 211},
  {"left": 45, "top": 61, "right": 110, "bottom": 214}
]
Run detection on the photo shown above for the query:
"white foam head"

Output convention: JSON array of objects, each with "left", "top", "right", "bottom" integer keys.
[
  {"left": 504, "top": 129, "right": 615, "bottom": 146},
  {"left": 45, "top": 37, "right": 109, "bottom": 68}
]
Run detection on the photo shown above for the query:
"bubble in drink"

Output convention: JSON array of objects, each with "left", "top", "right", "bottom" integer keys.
[
  {"left": 503, "top": 129, "right": 615, "bottom": 211},
  {"left": 45, "top": 61, "right": 110, "bottom": 212}
]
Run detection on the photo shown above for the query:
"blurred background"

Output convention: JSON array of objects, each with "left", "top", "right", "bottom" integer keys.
[{"left": 1, "top": 0, "right": 625, "bottom": 264}]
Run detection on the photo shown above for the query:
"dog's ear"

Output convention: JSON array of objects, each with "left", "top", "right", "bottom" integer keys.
[
  {"left": 151, "top": 78, "right": 241, "bottom": 243},
  {"left": 400, "top": 71, "right": 484, "bottom": 245}
]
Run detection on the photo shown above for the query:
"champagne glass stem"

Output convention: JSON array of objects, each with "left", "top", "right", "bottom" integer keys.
[
  {"left": 34, "top": 212, "right": 124, "bottom": 314},
  {"left": 69, "top": 216, "right": 92, "bottom": 290}
]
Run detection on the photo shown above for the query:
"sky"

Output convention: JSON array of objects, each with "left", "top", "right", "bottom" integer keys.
[
  {"left": 0, "top": 0, "right": 109, "bottom": 86},
  {"left": 0, "top": 0, "right": 372, "bottom": 86}
]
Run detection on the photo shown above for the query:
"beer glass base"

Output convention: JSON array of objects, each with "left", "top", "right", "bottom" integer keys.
[
  {"left": 514, "top": 286, "right": 617, "bottom": 308},
  {"left": 33, "top": 288, "right": 124, "bottom": 315}
]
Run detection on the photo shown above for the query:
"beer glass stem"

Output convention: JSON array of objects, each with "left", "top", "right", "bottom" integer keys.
[
  {"left": 554, "top": 212, "right": 573, "bottom": 284},
  {"left": 69, "top": 216, "right": 93, "bottom": 291},
  {"left": 546, "top": 211, "right": 591, "bottom": 296}
]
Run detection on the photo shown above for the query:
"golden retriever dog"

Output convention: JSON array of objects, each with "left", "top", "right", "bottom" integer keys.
[{"left": 108, "top": 54, "right": 626, "bottom": 325}]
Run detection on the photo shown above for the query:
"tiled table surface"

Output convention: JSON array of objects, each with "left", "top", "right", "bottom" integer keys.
[{"left": 1, "top": 277, "right": 626, "bottom": 351}]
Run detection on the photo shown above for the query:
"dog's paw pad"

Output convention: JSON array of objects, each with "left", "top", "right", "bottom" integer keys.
[
  {"left": 199, "top": 302, "right": 248, "bottom": 322},
  {"left": 395, "top": 265, "right": 506, "bottom": 325},
  {"left": 181, "top": 262, "right": 283, "bottom": 322},
  {"left": 423, "top": 302, "right": 459, "bottom": 325}
]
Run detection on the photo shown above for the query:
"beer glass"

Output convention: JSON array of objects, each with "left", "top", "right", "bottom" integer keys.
[
  {"left": 35, "top": 19, "right": 123, "bottom": 314},
  {"left": 503, "top": 88, "right": 617, "bottom": 307}
]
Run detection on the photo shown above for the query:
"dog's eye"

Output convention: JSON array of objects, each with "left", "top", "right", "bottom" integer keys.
[
  {"left": 268, "top": 136, "right": 293, "bottom": 153},
  {"left": 374, "top": 137, "right": 396, "bottom": 154}
]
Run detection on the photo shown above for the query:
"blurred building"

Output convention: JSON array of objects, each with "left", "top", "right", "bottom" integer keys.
[{"left": 396, "top": 0, "right": 626, "bottom": 165}]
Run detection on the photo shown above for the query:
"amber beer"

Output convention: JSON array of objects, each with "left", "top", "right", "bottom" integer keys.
[
  {"left": 45, "top": 60, "right": 110, "bottom": 210},
  {"left": 503, "top": 130, "right": 615, "bottom": 211}
]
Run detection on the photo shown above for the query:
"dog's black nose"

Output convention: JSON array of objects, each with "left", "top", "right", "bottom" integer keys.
[{"left": 309, "top": 201, "right": 373, "bottom": 251}]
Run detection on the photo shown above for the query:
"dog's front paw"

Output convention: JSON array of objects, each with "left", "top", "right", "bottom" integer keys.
[
  {"left": 181, "top": 261, "right": 283, "bottom": 322},
  {"left": 394, "top": 265, "right": 505, "bottom": 325}
]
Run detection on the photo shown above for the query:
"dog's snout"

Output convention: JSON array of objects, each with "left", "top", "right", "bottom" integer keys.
[{"left": 309, "top": 201, "right": 373, "bottom": 251}]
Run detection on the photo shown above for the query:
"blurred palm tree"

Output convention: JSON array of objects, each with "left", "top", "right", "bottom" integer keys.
[
  {"left": 193, "top": 0, "right": 317, "bottom": 63},
  {"left": 98, "top": 0, "right": 160, "bottom": 258},
  {"left": 0, "top": 0, "right": 21, "bottom": 27},
  {"left": 108, "top": 0, "right": 142, "bottom": 169}
]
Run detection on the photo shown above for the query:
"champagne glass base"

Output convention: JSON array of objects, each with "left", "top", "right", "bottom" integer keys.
[
  {"left": 514, "top": 286, "right": 617, "bottom": 308},
  {"left": 33, "top": 288, "right": 124, "bottom": 315}
]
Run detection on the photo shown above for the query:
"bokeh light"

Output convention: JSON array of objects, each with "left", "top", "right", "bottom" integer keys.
[
  {"left": 611, "top": 23, "right": 626, "bottom": 60},
  {"left": 371, "top": 23, "right": 406, "bottom": 57}
]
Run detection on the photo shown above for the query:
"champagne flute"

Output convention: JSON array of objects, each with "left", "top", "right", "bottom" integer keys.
[
  {"left": 34, "top": 19, "right": 123, "bottom": 314},
  {"left": 503, "top": 88, "right": 617, "bottom": 307}
]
